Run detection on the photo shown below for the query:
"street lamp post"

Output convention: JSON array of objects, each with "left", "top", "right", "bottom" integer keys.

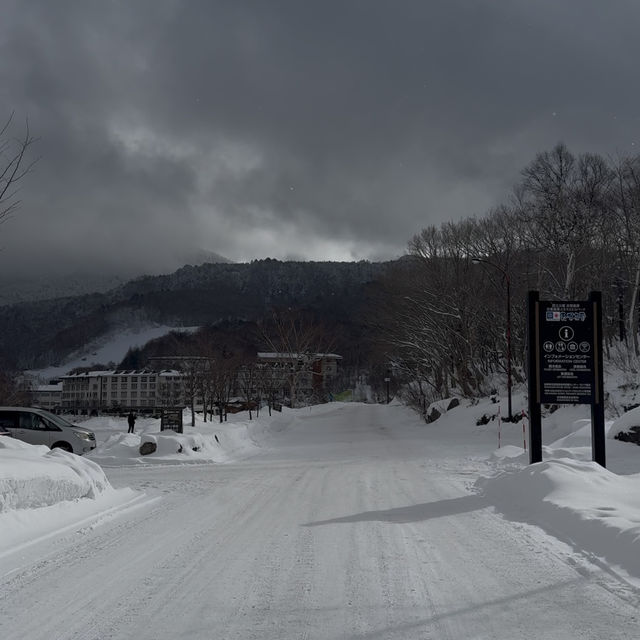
[{"left": 472, "top": 258, "right": 512, "bottom": 421}]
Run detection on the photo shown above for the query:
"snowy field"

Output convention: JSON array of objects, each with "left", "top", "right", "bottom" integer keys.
[{"left": 1, "top": 397, "right": 640, "bottom": 638}]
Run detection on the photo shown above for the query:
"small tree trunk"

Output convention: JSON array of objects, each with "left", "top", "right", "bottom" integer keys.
[
  {"left": 563, "top": 250, "right": 576, "bottom": 298},
  {"left": 628, "top": 262, "right": 640, "bottom": 355}
]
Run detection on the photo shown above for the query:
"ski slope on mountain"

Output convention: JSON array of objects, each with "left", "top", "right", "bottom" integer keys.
[
  {"left": 1, "top": 402, "right": 639, "bottom": 639},
  {"left": 27, "top": 324, "right": 199, "bottom": 380}
]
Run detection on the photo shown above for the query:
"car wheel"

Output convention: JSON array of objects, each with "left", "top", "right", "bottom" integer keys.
[{"left": 51, "top": 441, "right": 73, "bottom": 453}]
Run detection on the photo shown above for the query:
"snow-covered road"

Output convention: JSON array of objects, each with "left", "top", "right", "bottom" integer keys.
[{"left": 1, "top": 403, "right": 638, "bottom": 639}]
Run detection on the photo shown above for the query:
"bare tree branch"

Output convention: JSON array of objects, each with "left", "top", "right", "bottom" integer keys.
[{"left": 0, "top": 112, "right": 39, "bottom": 225}]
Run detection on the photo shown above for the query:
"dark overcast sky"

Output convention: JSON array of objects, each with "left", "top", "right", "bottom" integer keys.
[{"left": 2, "top": 0, "right": 640, "bottom": 279}]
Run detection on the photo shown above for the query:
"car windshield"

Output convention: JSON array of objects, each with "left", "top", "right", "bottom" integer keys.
[{"left": 38, "top": 412, "right": 75, "bottom": 429}]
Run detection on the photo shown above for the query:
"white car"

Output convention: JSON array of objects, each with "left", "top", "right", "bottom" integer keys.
[{"left": 0, "top": 407, "right": 96, "bottom": 454}]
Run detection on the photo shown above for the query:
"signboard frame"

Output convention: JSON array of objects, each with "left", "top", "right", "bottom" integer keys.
[{"left": 527, "top": 291, "right": 605, "bottom": 467}]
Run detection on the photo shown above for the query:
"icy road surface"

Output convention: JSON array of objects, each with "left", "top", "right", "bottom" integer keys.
[{"left": 1, "top": 403, "right": 638, "bottom": 639}]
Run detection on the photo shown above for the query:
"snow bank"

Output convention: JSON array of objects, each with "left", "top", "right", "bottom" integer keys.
[
  {"left": 0, "top": 435, "right": 139, "bottom": 556},
  {"left": 0, "top": 437, "right": 112, "bottom": 512},
  {"left": 420, "top": 393, "right": 640, "bottom": 581},
  {"left": 89, "top": 431, "right": 225, "bottom": 465},
  {"left": 609, "top": 405, "right": 640, "bottom": 438},
  {"left": 477, "top": 456, "right": 640, "bottom": 579},
  {"left": 86, "top": 408, "right": 297, "bottom": 466}
]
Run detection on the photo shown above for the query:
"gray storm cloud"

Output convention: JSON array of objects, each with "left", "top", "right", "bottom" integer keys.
[{"left": 1, "top": 0, "right": 639, "bottom": 278}]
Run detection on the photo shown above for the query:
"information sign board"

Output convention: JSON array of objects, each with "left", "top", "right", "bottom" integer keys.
[
  {"left": 537, "top": 300, "right": 596, "bottom": 405},
  {"left": 527, "top": 291, "right": 605, "bottom": 467},
  {"left": 160, "top": 408, "right": 184, "bottom": 433}
]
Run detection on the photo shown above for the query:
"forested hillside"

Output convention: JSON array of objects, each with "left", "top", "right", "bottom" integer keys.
[{"left": 0, "top": 259, "right": 388, "bottom": 370}]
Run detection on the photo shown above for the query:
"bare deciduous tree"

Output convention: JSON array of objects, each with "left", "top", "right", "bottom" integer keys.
[
  {"left": 259, "top": 310, "right": 335, "bottom": 407},
  {"left": 237, "top": 357, "right": 258, "bottom": 419},
  {"left": 255, "top": 360, "right": 284, "bottom": 415},
  {"left": 377, "top": 143, "right": 639, "bottom": 417},
  {"left": 515, "top": 144, "right": 613, "bottom": 299},
  {"left": 612, "top": 156, "right": 640, "bottom": 353},
  {"left": 0, "top": 113, "right": 38, "bottom": 226}
]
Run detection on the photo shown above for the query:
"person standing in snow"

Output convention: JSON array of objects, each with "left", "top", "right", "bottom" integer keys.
[{"left": 127, "top": 411, "right": 136, "bottom": 433}]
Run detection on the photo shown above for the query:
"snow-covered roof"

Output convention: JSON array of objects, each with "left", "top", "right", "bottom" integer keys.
[
  {"left": 60, "top": 370, "right": 114, "bottom": 379},
  {"left": 34, "top": 384, "right": 63, "bottom": 392},
  {"left": 257, "top": 352, "right": 342, "bottom": 360},
  {"left": 61, "top": 369, "right": 182, "bottom": 379}
]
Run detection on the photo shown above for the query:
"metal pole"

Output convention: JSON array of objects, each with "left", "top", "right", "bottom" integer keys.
[
  {"left": 506, "top": 273, "right": 512, "bottom": 421},
  {"left": 590, "top": 291, "right": 606, "bottom": 467},
  {"left": 527, "top": 291, "right": 542, "bottom": 464}
]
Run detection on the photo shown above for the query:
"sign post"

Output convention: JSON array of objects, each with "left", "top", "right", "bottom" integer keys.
[
  {"left": 590, "top": 292, "right": 606, "bottom": 467},
  {"left": 527, "top": 291, "right": 605, "bottom": 467}
]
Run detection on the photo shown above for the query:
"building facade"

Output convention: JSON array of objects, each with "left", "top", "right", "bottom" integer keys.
[
  {"left": 256, "top": 352, "right": 342, "bottom": 399},
  {"left": 29, "top": 383, "right": 63, "bottom": 412},
  {"left": 60, "top": 353, "right": 342, "bottom": 413},
  {"left": 60, "top": 370, "right": 185, "bottom": 412}
]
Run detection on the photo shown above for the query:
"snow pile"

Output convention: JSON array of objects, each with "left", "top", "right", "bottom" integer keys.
[
  {"left": 476, "top": 456, "right": 640, "bottom": 578},
  {"left": 0, "top": 435, "right": 138, "bottom": 556},
  {"left": 86, "top": 408, "right": 296, "bottom": 466},
  {"left": 609, "top": 405, "right": 640, "bottom": 439},
  {"left": 406, "top": 390, "right": 640, "bottom": 580},
  {"left": 0, "top": 437, "right": 111, "bottom": 512},
  {"left": 90, "top": 431, "right": 225, "bottom": 465}
]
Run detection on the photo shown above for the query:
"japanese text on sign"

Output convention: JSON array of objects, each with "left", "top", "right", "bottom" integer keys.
[{"left": 538, "top": 301, "right": 595, "bottom": 404}]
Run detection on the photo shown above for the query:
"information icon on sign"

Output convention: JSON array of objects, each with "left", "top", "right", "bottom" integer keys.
[{"left": 559, "top": 326, "right": 574, "bottom": 341}]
